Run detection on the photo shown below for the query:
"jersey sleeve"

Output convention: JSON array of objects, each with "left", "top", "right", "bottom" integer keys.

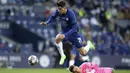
[
  {"left": 46, "top": 10, "right": 58, "bottom": 25},
  {"left": 64, "top": 10, "right": 78, "bottom": 37}
]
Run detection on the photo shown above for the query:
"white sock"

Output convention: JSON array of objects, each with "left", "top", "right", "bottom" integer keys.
[
  {"left": 81, "top": 55, "right": 90, "bottom": 61},
  {"left": 84, "top": 44, "right": 90, "bottom": 52},
  {"left": 56, "top": 42, "right": 65, "bottom": 56},
  {"left": 69, "top": 60, "right": 75, "bottom": 67}
]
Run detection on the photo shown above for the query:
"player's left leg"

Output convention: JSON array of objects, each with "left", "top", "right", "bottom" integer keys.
[{"left": 55, "top": 34, "right": 66, "bottom": 65}]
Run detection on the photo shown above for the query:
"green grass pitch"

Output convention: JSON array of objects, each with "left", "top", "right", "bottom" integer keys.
[{"left": 0, "top": 68, "right": 130, "bottom": 73}]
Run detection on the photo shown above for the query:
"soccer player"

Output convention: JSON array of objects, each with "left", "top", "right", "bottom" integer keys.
[
  {"left": 40, "top": 0, "right": 95, "bottom": 65},
  {"left": 69, "top": 62, "right": 115, "bottom": 73}
]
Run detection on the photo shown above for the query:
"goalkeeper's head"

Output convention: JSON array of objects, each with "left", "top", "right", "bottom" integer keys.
[{"left": 69, "top": 65, "right": 81, "bottom": 73}]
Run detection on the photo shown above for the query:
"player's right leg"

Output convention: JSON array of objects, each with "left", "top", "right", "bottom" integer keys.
[
  {"left": 55, "top": 34, "right": 66, "bottom": 65},
  {"left": 67, "top": 53, "right": 76, "bottom": 70},
  {"left": 69, "top": 33, "right": 95, "bottom": 56},
  {"left": 77, "top": 47, "right": 87, "bottom": 56}
]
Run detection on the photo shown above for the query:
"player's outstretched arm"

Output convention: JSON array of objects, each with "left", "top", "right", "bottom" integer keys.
[{"left": 40, "top": 10, "right": 58, "bottom": 26}]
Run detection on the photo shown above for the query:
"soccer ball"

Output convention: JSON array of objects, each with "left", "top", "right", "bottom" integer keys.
[{"left": 28, "top": 55, "right": 38, "bottom": 66}]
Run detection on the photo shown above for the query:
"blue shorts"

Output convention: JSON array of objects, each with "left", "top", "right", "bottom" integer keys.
[{"left": 62, "top": 33, "right": 85, "bottom": 49}]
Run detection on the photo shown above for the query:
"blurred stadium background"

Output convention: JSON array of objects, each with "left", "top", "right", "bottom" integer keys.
[{"left": 0, "top": 0, "right": 130, "bottom": 73}]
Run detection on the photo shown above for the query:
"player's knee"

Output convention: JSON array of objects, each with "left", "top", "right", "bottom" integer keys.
[
  {"left": 55, "top": 35, "right": 61, "bottom": 44},
  {"left": 56, "top": 39, "right": 60, "bottom": 44},
  {"left": 81, "top": 52, "right": 86, "bottom": 56},
  {"left": 56, "top": 38, "right": 62, "bottom": 44},
  {"left": 78, "top": 48, "right": 86, "bottom": 56},
  {"left": 79, "top": 51, "right": 86, "bottom": 56}
]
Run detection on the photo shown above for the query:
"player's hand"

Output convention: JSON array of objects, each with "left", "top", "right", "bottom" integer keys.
[{"left": 40, "top": 22, "right": 47, "bottom": 26}]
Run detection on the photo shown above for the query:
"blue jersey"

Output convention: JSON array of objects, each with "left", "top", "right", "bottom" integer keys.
[{"left": 46, "top": 9, "right": 79, "bottom": 38}]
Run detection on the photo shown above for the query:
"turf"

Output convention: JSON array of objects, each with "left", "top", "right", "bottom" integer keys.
[{"left": 0, "top": 68, "right": 130, "bottom": 73}]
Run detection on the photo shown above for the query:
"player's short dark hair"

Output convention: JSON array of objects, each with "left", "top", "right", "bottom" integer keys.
[
  {"left": 69, "top": 65, "right": 75, "bottom": 72},
  {"left": 56, "top": 0, "right": 66, "bottom": 7}
]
